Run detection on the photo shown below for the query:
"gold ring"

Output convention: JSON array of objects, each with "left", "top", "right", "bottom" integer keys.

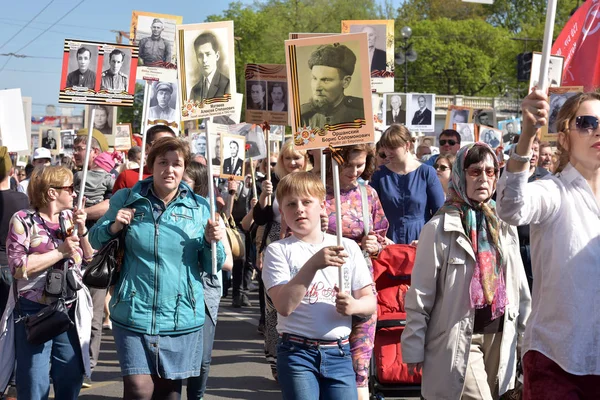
[{"left": 537, "top": 109, "right": 543, "bottom": 116}]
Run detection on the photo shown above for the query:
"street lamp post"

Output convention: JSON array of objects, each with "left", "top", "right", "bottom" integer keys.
[{"left": 395, "top": 26, "right": 418, "bottom": 93}]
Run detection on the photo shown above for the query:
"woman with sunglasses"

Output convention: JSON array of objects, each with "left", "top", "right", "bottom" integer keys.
[
  {"left": 6, "top": 165, "right": 94, "bottom": 399},
  {"left": 401, "top": 143, "right": 531, "bottom": 400},
  {"left": 433, "top": 154, "right": 456, "bottom": 197},
  {"left": 497, "top": 91, "right": 600, "bottom": 398},
  {"left": 371, "top": 124, "right": 445, "bottom": 245}
]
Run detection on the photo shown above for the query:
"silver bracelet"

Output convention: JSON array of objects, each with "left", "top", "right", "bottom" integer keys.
[{"left": 509, "top": 148, "right": 532, "bottom": 163}]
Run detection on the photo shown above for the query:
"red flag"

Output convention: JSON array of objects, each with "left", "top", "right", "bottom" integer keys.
[{"left": 552, "top": 0, "right": 600, "bottom": 91}]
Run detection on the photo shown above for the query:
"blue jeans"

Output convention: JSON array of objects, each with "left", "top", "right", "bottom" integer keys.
[
  {"left": 277, "top": 337, "right": 358, "bottom": 400},
  {"left": 14, "top": 297, "right": 84, "bottom": 400},
  {"left": 187, "top": 305, "right": 217, "bottom": 399}
]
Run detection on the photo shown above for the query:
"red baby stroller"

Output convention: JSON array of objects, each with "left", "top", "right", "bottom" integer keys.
[{"left": 369, "top": 244, "right": 422, "bottom": 399}]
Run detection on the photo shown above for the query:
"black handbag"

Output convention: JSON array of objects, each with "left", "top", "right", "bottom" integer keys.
[
  {"left": 83, "top": 225, "right": 127, "bottom": 289},
  {"left": 23, "top": 297, "right": 74, "bottom": 345}
]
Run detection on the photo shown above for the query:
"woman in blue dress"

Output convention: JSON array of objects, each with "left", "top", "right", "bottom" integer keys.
[{"left": 371, "top": 125, "right": 445, "bottom": 244}]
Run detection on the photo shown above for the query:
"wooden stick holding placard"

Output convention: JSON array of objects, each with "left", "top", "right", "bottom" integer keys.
[
  {"left": 319, "top": 149, "right": 326, "bottom": 186},
  {"left": 72, "top": 108, "right": 96, "bottom": 236},
  {"left": 138, "top": 81, "right": 152, "bottom": 181},
  {"left": 262, "top": 122, "right": 272, "bottom": 206},
  {"left": 250, "top": 157, "right": 258, "bottom": 201},
  {"left": 205, "top": 118, "right": 219, "bottom": 275},
  {"left": 331, "top": 156, "right": 349, "bottom": 293}
]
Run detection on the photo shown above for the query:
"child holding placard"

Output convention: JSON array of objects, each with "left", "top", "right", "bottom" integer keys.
[{"left": 262, "top": 172, "right": 376, "bottom": 399}]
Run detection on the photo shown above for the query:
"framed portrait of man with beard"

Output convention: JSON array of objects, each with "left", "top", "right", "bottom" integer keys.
[{"left": 285, "top": 33, "right": 373, "bottom": 150}]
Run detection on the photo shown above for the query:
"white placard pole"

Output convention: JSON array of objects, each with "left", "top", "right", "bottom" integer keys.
[
  {"left": 205, "top": 118, "right": 218, "bottom": 275},
  {"left": 265, "top": 126, "right": 272, "bottom": 206},
  {"left": 138, "top": 81, "right": 152, "bottom": 181},
  {"left": 332, "top": 158, "right": 348, "bottom": 293},
  {"left": 319, "top": 149, "right": 326, "bottom": 186},
  {"left": 72, "top": 108, "right": 96, "bottom": 236},
  {"left": 537, "top": 0, "right": 558, "bottom": 93}
]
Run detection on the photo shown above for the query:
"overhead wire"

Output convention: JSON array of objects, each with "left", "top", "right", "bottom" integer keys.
[{"left": 0, "top": 0, "right": 55, "bottom": 50}]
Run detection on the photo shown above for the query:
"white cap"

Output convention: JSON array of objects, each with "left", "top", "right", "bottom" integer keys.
[{"left": 33, "top": 147, "right": 51, "bottom": 160}]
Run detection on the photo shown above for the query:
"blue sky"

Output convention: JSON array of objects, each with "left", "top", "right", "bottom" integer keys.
[{"left": 0, "top": 0, "right": 256, "bottom": 116}]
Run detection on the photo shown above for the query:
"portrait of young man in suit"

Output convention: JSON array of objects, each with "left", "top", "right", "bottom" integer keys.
[
  {"left": 222, "top": 139, "right": 243, "bottom": 176},
  {"left": 190, "top": 31, "right": 231, "bottom": 102}
]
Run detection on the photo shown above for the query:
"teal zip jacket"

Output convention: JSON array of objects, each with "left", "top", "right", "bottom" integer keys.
[{"left": 89, "top": 178, "right": 225, "bottom": 335}]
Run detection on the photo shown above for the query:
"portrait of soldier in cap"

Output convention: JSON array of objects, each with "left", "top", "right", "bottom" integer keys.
[
  {"left": 138, "top": 18, "right": 172, "bottom": 66},
  {"left": 148, "top": 81, "right": 177, "bottom": 121},
  {"left": 300, "top": 43, "right": 364, "bottom": 127}
]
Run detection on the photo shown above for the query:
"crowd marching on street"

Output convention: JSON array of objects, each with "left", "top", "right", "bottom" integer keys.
[{"left": 1, "top": 2, "right": 600, "bottom": 400}]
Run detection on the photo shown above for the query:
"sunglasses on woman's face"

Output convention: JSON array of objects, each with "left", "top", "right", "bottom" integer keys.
[
  {"left": 378, "top": 153, "right": 386, "bottom": 159},
  {"left": 439, "top": 140, "right": 457, "bottom": 146},
  {"left": 574, "top": 115, "right": 600, "bottom": 135},
  {"left": 465, "top": 167, "right": 498, "bottom": 178},
  {"left": 270, "top": 162, "right": 277, "bottom": 167},
  {"left": 434, "top": 164, "right": 449, "bottom": 172},
  {"left": 51, "top": 184, "right": 75, "bottom": 195}
]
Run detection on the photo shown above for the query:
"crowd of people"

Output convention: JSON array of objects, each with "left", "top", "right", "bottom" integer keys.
[{"left": 0, "top": 88, "right": 599, "bottom": 400}]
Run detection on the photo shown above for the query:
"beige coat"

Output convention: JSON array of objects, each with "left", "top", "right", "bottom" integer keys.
[{"left": 401, "top": 210, "right": 531, "bottom": 400}]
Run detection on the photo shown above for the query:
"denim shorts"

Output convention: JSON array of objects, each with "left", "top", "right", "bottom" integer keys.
[{"left": 112, "top": 324, "right": 203, "bottom": 380}]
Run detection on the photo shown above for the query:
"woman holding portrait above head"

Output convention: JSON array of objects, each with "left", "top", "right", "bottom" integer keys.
[
  {"left": 370, "top": 124, "right": 445, "bottom": 245},
  {"left": 401, "top": 143, "right": 531, "bottom": 400},
  {"left": 89, "top": 137, "right": 226, "bottom": 400},
  {"left": 323, "top": 144, "right": 389, "bottom": 400},
  {"left": 6, "top": 165, "right": 94, "bottom": 400},
  {"left": 497, "top": 91, "right": 600, "bottom": 399},
  {"left": 433, "top": 153, "right": 456, "bottom": 197}
]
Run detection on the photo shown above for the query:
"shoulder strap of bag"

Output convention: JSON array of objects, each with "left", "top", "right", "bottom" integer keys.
[{"left": 358, "top": 182, "right": 370, "bottom": 235}]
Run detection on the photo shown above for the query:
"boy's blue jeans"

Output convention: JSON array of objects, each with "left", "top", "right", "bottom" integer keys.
[{"left": 277, "top": 335, "right": 358, "bottom": 400}]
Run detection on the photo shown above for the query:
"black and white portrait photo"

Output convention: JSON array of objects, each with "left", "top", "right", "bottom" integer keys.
[
  {"left": 348, "top": 24, "right": 387, "bottom": 73},
  {"left": 60, "top": 130, "right": 76, "bottom": 153},
  {"left": 42, "top": 129, "right": 58, "bottom": 150},
  {"left": 480, "top": 127, "right": 502, "bottom": 149},
  {"left": 383, "top": 93, "right": 406, "bottom": 125},
  {"left": 147, "top": 81, "right": 178, "bottom": 121},
  {"left": 455, "top": 123, "right": 475, "bottom": 143},
  {"left": 191, "top": 132, "right": 207, "bottom": 157},
  {"left": 220, "top": 133, "right": 246, "bottom": 180},
  {"left": 446, "top": 106, "right": 472, "bottom": 130},
  {"left": 65, "top": 45, "right": 99, "bottom": 90},
  {"left": 132, "top": 13, "right": 180, "bottom": 67},
  {"left": 546, "top": 87, "right": 583, "bottom": 134},
  {"left": 471, "top": 108, "right": 495, "bottom": 128},
  {"left": 285, "top": 32, "right": 373, "bottom": 149},
  {"left": 178, "top": 21, "right": 237, "bottom": 120},
  {"left": 407, "top": 93, "right": 435, "bottom": 132},
  {"left": 100, "top": 48, "right": 131, "bottom": 92},
  {"left": 298, "top": 42, "right": 365, "bottom": 127},
  {"left": 528, "top": 53, "right": 564, "bottom": 92},
  {"left": 246, "top": 80, "right": 267, "bottom": 111},
  {"left": 86, "top": 105, "right": 115, "bottom": 136},
  {"left": 498, "top": 118, "right": 521, "bottom": 144},
  {"left": 228, "top": 123, "right": 267, "bottom": 160},
  {"left": 268, "top": 82, "right": 287, "bottom": 112},
  {"left": 114, "top": 123, "right": 132, "bottom": 151}
]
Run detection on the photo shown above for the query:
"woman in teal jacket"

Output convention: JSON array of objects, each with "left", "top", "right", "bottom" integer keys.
[{"left": 89, "top": 137, "right": 225, "bottom": 400}]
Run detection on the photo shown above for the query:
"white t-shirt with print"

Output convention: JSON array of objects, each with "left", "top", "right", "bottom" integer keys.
[{"left": 262, "top": 233, "right": 372, "bottom": 340}]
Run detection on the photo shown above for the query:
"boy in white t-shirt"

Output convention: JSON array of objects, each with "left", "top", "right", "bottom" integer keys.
[{"left": 262, "top": 172, "right": 376, "bottom": 400}]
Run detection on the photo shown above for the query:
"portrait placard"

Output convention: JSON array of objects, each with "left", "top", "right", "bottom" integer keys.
[
  {"left": 219, "top": 133, "right": 246, "bottom": 180},
  {"left": 498, "top": 118, "right": 522, "bottom": 145},
  {"left": 418, "top": 135, "right": 436, "bottom": 148},
  {"left": 130, "top": 11, "right": 182, "bottom": 82},
  {"left": 60, "top": 129, "right": 76, "bottom": 156},
  {"left": 39, "top": 125, "right": 61, "bottom": 155},
  {"left": 479, "top": 126, "right": 503, "bottom": 149},
  {"left": 445, "top": 105, "right": 473, "bottom": 130},
  {"left": 0, "top": 89, "right": 28, "bottom": 152},
  {"left": 541, "top": 86, "right": 584, "bottom": 142},
  {"left": 454, "top": 122, "right": 476, "bottom": 143},
  {"left": 115, "top": 123, "right": 133, "bottom": 151},
  {"left": 529, "top": 53, "right": 565, "bottom": 92},
  {"left": 176, "top": 21, "right": 237, "bottom": 120},
  {"left": 182, "top": 119, "right": 198, "bottom": 137},
  {"left": 244, "top": 64, "right": 288, "bottom": 125},
  {"left": 59, "top": 39, "right": 138, "bottom": 106},
  {"left": 229, "top": 123, "right": 267, "bottom": 161},
  {"left": 382, "top": 93, "right": 407, "bottom": 126},
  {"left": 190, "top": 131, "right": 207, "bottom": 157},
  {"left": 470, "top": 108, "right": 496, "bottom": 128},
  {"left": 84, "top": 105, "right": 117, "bottom": 146},
  {"left": 342, "top": 20, "right": 394, "bottom": 93},
  {"left": 143, "top": 80, "right": 180, "bottom": 135},
  {"left": 406, "top": 93, "right": 436, "bottom": 132},
  {"left": 285, "top": 33, "right": 374, "bottom": 150}
]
